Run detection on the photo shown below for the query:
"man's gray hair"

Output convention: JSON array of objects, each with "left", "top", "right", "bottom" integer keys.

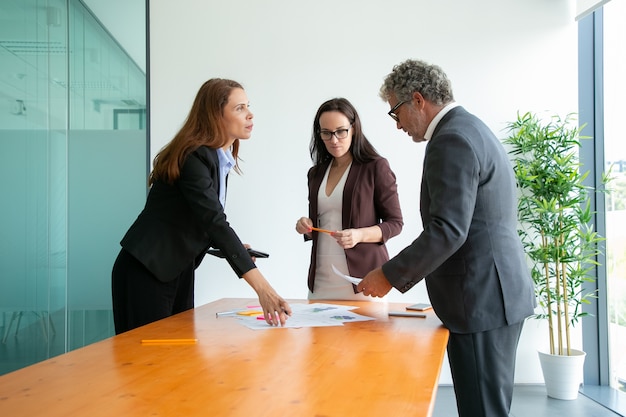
[{"left": 379, "top": 59, "right": 454, "bottom": 106}]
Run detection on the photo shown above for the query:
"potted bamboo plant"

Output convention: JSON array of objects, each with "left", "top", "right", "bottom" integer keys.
[{"left": 504, "top": 111, "right": 609, "bottom": 400}]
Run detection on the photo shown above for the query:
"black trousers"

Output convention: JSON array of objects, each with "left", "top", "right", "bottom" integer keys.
[
  {"left": 447, "top": 320, "right": 525, "bottom": 417},
  {"left": 111, "top": 248, "right": 195, "bottom": 334}
]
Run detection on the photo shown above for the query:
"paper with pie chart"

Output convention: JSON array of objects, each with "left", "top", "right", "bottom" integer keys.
[{"left": 332, "top": 264, "right": 362, "bottom": 285}]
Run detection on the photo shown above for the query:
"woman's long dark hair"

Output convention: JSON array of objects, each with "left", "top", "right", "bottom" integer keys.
[
  {"left": 309, "top": 98, "right": 380, "bottom": 169},
  {"left": 150, "top": 78, "right": 243, "bottom": 185}
]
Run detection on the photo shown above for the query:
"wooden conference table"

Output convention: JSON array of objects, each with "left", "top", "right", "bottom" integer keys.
[{"left": 0, "top": 298, "right": 449, "bottom": 417}]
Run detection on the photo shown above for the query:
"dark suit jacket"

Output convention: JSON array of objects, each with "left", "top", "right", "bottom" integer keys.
[
  {"left": 306, "top": 157, "right": 403, "bottom": 293},
  {"left": 382, "top": 107, "right": 535, "bottom": 334},
  {"left": 120, "top": 146, "right": 255, "bottom": 282}
]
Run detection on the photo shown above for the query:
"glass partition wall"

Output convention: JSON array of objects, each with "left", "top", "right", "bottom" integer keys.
[{"left": 0, "top": 0, "right": 147, "bottom": 374}]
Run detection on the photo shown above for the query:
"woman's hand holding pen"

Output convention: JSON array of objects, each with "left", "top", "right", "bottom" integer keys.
[
  {"left": 257, "top": 287, "right": 292, "bottom": 326},
  {"left": 331, "top": 228, "right": 362, "bottom": 249},
  {"left": 242, "top": 268, "right": 292, "bottom": 326},
  {"left": 334, "top": 225, "right": 383, "bottom": 249},
  {"left": 295, "top": 217, "right": 315, "bottom": 237},
  {"left": 295, "top": 217, "right": 340, "bottom": 238}
]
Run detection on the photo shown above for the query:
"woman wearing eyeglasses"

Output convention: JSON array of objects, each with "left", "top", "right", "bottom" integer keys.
[{"left": 294, "top": 98, "right": 403, "bottom": 300}]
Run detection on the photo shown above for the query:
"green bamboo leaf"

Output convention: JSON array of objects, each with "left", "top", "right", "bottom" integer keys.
[{"left": 504, "top": 111, "right": 612, "bottom": 355}]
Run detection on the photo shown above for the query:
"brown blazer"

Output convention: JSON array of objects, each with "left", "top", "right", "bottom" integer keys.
[{"left": 306, "top": 157, "right": 403, "bottom": 293}]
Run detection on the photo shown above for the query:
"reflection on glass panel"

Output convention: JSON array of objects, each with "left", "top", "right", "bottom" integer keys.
[
  {"left": 603, "top": 0, "right": 626, "bottom": 393},
  {"left": 0, "top": 0, "right": 69, "bottom": 374},
  {"left": 0, "top": 0, "right": 146, "bottom": 374},
  {"left": 67, "top": 0, "right": 147, "bottom": 351},
  {"left": 69, "top": 1, "right": 145, "bottom": 130}
]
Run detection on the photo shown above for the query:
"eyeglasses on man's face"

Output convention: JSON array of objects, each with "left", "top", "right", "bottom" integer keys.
[
  {"left": 320, "top": 126, "right": 351, "bottom": 141},
  {"left": 388, "top": 100, "right": 408, "bottom": 122}
]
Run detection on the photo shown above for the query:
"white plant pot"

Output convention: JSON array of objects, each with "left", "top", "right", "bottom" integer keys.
[{"left": 538, "top": 349, "right": 586, "bottom": 400}]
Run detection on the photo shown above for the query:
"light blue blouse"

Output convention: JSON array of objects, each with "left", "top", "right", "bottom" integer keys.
[{"left": 216, "top": 148, "right": 235, "bottom": 208}]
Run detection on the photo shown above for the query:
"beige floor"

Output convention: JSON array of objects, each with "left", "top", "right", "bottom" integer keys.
[{"left": 432, "top": 384, "right": 623, "bottom": 417}]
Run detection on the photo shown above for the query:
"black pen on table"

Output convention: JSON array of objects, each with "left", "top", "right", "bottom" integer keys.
[{"left": 388, "top": 311, "right": 427, "bottom": 318}]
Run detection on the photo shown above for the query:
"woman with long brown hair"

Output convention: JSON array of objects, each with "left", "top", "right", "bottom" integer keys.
[
  {"left": 112, "top": 78, "right": 291, "bottom": 334},
  {"left": 295, "top": 98, "right": 403, "bottom": 300}
]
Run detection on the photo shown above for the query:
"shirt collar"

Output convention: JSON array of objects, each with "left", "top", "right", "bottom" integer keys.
[
  {"left": 217, "top": 147, "right": 235, "bottom": 169},
  {"left": 424, "top": 102, "right": 460, "bottom": 141}
]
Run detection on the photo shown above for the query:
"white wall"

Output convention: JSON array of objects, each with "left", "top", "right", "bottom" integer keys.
[{"left": 150, "top": 0, "right": 578, "bottom": 384}]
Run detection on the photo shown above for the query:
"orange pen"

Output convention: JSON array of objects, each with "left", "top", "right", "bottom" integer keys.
[{"left": 310, "top": 227, "right": 335, "bottom": 234}]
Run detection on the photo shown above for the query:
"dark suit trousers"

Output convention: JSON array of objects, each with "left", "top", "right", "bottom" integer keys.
[
  {"left": 447, "top": 320, "right": 525, "bottom": 417},
  {"left": 112, "top": 248, "right": 195, "bottom": 334}
]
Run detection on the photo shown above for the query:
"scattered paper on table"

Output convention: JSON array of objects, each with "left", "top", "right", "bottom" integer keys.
[
  {"left": 236, "top": 302, "right": 375, "bottom": 330},
  {"left": 332, "top": 264, "right": 362, "bottom": 285}
]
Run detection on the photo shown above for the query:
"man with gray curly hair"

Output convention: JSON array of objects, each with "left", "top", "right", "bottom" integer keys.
[{"left": 358, "top": 59, "right": 535, "bottom": 417}]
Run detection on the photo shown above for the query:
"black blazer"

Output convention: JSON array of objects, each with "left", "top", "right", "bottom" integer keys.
[
  {"left": 382, "top": 107, "right": 535, "bottom": 334},
  {"left": 120, "top": 146, "right": 255, "bottom": 282}
]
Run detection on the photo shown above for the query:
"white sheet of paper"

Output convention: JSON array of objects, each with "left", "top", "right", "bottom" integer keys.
[
  {"left": 237, "top": 302, "right": 375, "bottom": 330},
  {"left": 332, "top": 264, "right": 362, "bottom": 285}
]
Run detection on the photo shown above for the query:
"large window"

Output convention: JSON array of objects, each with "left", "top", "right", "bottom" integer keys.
[
  {"left": 579, "top": 2, "right": 626, "bottom": 414},
  {"left": 602, "top": 0, "right": 626, "bottom": 394}
]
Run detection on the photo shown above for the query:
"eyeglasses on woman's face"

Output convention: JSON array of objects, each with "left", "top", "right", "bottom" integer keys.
[
  {"left": 319, "top": 126, "right": 352, "bottom": 141},
  {"left": 388, "top": 100, "right": 408, "bottom": 122}
]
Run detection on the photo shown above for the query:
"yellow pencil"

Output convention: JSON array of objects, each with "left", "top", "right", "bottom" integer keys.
[{"left": 141, "top": 338, "right": 198, "bottom": 345}]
